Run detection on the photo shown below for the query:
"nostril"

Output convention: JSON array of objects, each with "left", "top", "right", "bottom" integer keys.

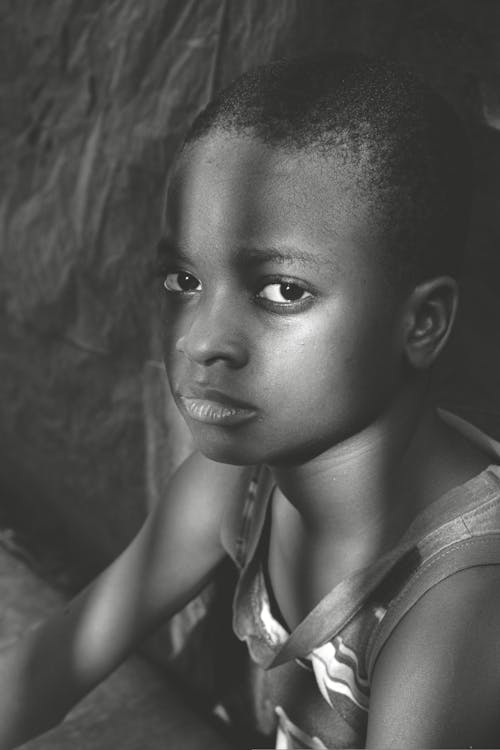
[
  {"left": 176, "top": 328, "right": 248, "bottom": 368},
  {"left": 174, "top": 301, "right": 249, "bottom": 367},
  {"left": 175, "top": 336, "right": 187, "bottom": 353}
]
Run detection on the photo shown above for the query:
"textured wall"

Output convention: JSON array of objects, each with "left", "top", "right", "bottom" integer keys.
[{"left": 1, "top": 1, "right": 500, "bottom": 573}]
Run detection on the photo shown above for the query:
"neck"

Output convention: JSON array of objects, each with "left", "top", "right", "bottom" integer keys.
[{"left": 270, "top": 381, "right": 447, "bottom": 552}]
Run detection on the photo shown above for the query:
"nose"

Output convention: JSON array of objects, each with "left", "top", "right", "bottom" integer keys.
[{"left": 175, "top": 296, "right": 249, "bottom": 369}]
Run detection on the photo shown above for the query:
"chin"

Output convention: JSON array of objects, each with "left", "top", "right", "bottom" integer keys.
[
  {"left": 190, "top": 431, "right": 264, "bottom": 466},
  {"left": 196, "top": 443, "right": 260, "bottom": 466}
]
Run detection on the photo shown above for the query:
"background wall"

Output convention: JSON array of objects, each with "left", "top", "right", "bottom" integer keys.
[{"left": 1, "top": 0, "right": 500, "bottom": 576}]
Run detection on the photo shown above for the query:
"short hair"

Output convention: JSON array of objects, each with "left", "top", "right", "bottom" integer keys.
[{"left": 184, "top": 53, "right": 473, "bottom": 289}]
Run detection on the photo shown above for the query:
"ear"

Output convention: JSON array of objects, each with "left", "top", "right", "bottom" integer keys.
[{"left": 402, "top": 276, "right": 459, "bottom": 369}]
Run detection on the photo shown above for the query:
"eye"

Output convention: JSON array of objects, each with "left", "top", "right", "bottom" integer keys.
[
  {"left": 257, "top": 282, "right": 312, "bottom": 304},
  {"left": 164, "top": 271, "right": 201, "bottom": 293}
]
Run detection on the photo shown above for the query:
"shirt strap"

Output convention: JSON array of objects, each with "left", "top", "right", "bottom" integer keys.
[{"left": 367, "top": 533, "right": 500, "bottom": 679}]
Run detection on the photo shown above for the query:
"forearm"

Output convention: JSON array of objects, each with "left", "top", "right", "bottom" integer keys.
[
  {"left": 0, "top": 559, "right": 223, "bottom": 748},
  {"left": 0, "top": 455, "right": 239, "bottom": 748},
  {"left": 0, "top": 580, "right": 145, "bottom": 748},
  {"left": 0, "top": 624, "right": 82, "bottom": 748}
]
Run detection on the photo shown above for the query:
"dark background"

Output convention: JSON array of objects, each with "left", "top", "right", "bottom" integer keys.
[{"left": 1, "top": 0, "right": 499, "bottom": 581}]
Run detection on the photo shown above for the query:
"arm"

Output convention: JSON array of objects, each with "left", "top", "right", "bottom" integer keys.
[
  {"left": 0, "top": 453, "right": 252, "bottom": 748},
  {"left": 366, "top": 565, "right": 500, "bottom": 748}
]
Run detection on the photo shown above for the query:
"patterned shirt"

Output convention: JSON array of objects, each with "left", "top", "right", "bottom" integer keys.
[{"left": 221, "top": 412, "right": 500, "bottom": 748}]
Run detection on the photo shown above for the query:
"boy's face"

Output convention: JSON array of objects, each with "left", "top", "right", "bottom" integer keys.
[{"left": 161, "top": 132, "right": 405, "bottom": 466}]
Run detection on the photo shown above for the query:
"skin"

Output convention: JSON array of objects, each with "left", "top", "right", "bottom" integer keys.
[
  {"left": 367, "top": 565, "right": 500, "bottom": 748},
  {"left": 160, "top": 130, "right": 500, "bottom": 748},
  {"left": 0, "top": 452, "right": 246, "bottom": 747},
  {"left": 163, "top": 132, "right": 406, "bottom": 469},
  {"left": 162, "top": 130, "right": 489, "bottom": 623},
  {"left": 1, "top": 130, "right": 498, "bottom": 749}
]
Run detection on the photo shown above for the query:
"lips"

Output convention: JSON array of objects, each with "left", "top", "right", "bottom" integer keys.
[
  {"left": 177, "top": 384, "right": 254, "bottom": 409},
  {"left": 175, "top": 385, "right": 257, "bottom": 426}
]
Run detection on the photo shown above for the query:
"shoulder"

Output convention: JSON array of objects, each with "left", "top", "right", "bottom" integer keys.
[
  {"left": 154, "top": 452, "right": 254, "bottom": 540},
  {"left": 367, "top": 564, "right": 500, "bottom": 748},
  {"left": 127, "top": 453, "right": 255, "bottom": 619},
  {"left": 168, "top": 451, "right": 254, "bottom": 501}
]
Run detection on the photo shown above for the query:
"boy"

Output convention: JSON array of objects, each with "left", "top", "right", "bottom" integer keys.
[{"left": 2, "top": 53, "right": 500, "bottom": 749}]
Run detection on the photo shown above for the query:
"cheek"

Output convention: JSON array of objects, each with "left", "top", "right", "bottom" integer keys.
[
  {"left": 161, "top": 302, "right": 186, "bottom": 356},
  {"left": 162, "top": 332, "right": 183, "bottom": 388},
  {"left": 263, "top": 304, "right": 399, "bottom": 415}
]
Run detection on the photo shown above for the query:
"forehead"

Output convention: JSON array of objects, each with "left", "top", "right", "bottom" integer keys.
[{"left": 166, "top": 132, "right": 380, "bottom": 267}]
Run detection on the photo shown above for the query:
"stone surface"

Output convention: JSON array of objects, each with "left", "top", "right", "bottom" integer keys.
[{"left": 19, "top": 663, "right": 233, "bottom": 750}]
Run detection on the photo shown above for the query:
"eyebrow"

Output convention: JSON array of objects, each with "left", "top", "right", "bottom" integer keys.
[
  {"left": 156, "top": 237, "right": 335, "bottom": 272},
  {"left": 239, "top": 246, "right": 332, "bottom": 271},
  {"left": 156, "top": 236, "right": 185, "bottom": 261}
]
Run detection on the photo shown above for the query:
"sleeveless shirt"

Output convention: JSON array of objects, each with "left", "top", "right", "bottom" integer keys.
[{"left": 220, "top": 412, "right": 500, "bottom": 748}]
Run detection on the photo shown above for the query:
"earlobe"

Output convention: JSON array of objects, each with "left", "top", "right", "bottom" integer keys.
[{"left": 403, "top": 277, "right": 459, "bottom": 369}]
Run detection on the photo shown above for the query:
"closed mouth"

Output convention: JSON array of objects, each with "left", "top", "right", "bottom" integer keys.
[
  {"left": 177, "top": 385, "right": 255, "bottom": 410},
  {"left": 177, "top": 393, "right": 257, "bottom": 426}
]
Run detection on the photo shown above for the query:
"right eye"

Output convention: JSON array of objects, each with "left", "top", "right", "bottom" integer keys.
[{"left": 163, "top": 272, "right": 202, "bottom": 294}]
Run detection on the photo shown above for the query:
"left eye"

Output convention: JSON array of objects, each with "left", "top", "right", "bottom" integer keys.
[
  {"left": 257, "top": 282, "right": 311, "bottom": 303},
  {"left": 163, "top": 271, "right": 201, "bottom": 293}
]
